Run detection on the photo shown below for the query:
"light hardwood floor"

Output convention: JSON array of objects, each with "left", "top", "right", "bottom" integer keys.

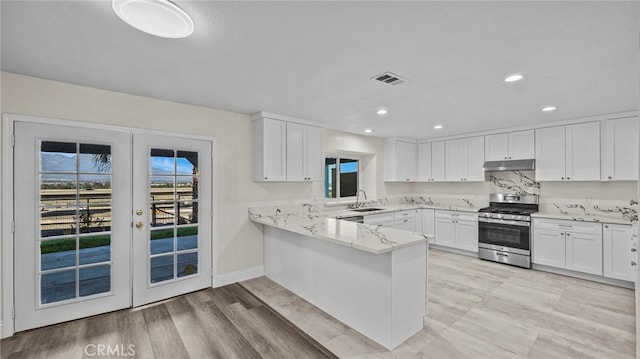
[
  {"left": 241, "top": 249, "right": 637, "bottom": 358},
  {"left": 0, "top": 284, "right": 337, "bottom": 359}
]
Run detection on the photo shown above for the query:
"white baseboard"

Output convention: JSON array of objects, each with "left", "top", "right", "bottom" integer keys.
[{"left": 215, "top": 265, "right": 264, "bottom": 287}]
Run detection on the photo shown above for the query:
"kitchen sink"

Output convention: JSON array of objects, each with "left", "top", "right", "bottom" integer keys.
[{"left": 350, "top": 207, "right": 384, "bottom": 212}]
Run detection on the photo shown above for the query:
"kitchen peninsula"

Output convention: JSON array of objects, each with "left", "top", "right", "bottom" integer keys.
[{"left": 249, "top": 204, "right": 432, "bottom": 350}]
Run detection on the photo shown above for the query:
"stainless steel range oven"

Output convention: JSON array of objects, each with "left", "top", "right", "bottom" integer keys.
[{"left": 478, "top": 193, "right": 538, "bottom": 268}]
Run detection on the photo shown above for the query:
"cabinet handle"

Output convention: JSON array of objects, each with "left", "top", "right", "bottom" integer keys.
[
  {"left": 632, "top": 261, "right": 637, "bottom": 266},
  {"left": 631, "top": 248, "right": 637, "bottom": 252},
  {"left": 406, "top": 178, "right": 410, "bottom": 181},
  {"left": 567, "top": 177, "right": 570, "bottom": 180},
  {"left": 508, "top": 157, "right": 512, "bottom": 159},
  {"left": 264, "top": 177, "right": 268, "bottom": 180},
  {"left": 604, "top": 225, "right": 608, "bottom": 228},
  {"left": 608, "top": 176, "right": 612, "bottom": 179},
  {"left": 566, "top": 233, "right": 570, "bottom": 236},
  {"left": 561, "top": 177, "right": 565, "bottom": 180},
  {"left": 504, "top": 157, "right": 508, "bottom": 160}
]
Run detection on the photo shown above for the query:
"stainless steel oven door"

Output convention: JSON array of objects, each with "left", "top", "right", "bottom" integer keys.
[{"left": 478, "top": 218, "right": 530, "bottom": 253}]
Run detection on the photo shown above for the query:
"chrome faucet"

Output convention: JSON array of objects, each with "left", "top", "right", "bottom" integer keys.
[{"left": 355, "top": 190, "right": 367, "bottom": 208}]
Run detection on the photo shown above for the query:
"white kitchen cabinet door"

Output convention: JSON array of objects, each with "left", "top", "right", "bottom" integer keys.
[
  {"left": 286, "top": 122, "right": 305, "bottom": 181},
  {"left": 286, "top": 123, "right": 324, "bottom": 181},
  {"left": 603, "top": 117, "right": 639, "bottom": 181},
  {"left": 435, "top": 217, "right": 456, "bottom": 247},
  {"left": 535, "top": 126, "right": 566, "bottom": 181},
  {"left": 533, "top": 227, "right": 566, "bottom": 268},
  {"left": 431, "top": 141, "right": 446, "bottom": 181},
  {"left": 305, "top": 125, "right": 324, "bottom": 181},
  {"left": 384, "top": 139, "right": 417, "bottom": 182},
  {"left": 417, "top": 142, "right": 432, "bottom": 182},
  {"left": 603, "top": 224, "right": 636, "bottom": 281},
  {"left": 565, "top": 122, "right": 600, "bottom": 181},
  {"left": 456, "top": 220, "right": 478, "bottom": 252},
  {"left": 485, "top": 133, "right": 510, "bottom": 161},
  {"left": 565, "top": 231, "right": 603, "bottom": 275},
  {"left": 254, "top": 118, "right": 286, "bottom": 181},
  {"left": 397, "top": 141, "right": 418, "bottom": 181},
  {"left": 465, "top": 136, "right": 485, "bottom": 181},
  {"left": 509, "top": 130, "right": 535, "bottom": 160},
  {"left": 422, "top": 209, "right": 435, "bottom": 236},
  {"left": 445, "top": 138, "right": 466, "bottom": 181}
]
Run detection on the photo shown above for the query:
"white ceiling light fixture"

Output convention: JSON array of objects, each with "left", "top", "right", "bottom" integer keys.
[
  {"left": 433, "top": 125, "right": 443, "bottom": 129},
  {"left": 112, "top": 0, "right": 195, "bottom": 39},
  {"left": 377, "top": 109, "right": 388, "bottom": 115},
  {"left": 542, "top": 106, "right": 557, "bottom": 112},
  {"left": 504, "top": 74, "right": 524, "bottom": 83},
  {"left": 364, "top": 129, "right": 373, "bottom": 133}
]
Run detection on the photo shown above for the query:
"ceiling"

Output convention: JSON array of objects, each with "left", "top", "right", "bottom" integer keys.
[{"left": 2, "top": 1, "right": 638, "bottom": 140}]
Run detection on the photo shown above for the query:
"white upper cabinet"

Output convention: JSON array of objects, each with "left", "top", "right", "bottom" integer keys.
[
  {"left": 418, "top": 141, "right": 445, "bottom": 182},
  {"left": 565, "top": 122, "right": 600, "bottom": 181},
  {"left": 535, "top": 122, "right": 600, "bottom": 181},
  {"left": 602, "top": 117, "right": 639, "bottom": 181},
  {"left": 253, "top": 113, "right": 324, "bottom": 182},
  {"left": 253, "top": 118, "right": 286, "bottom": 181},
  {"left": 385, "top": 139, "right": 418, "bottom": 182},
  {"left": 445, "top": 136, "right": 484, "bottom": 182},
  {"left": 431, "top": 141, "right": 446, "bottom": 181},
  {"left": 486, "top": 130, "right": 535, "bottom": 161},
  {"left": 417, "top": 142, "right": 432, "bottom": 182},
  {"left": 286, "top": 123, "right": 323, "bottom": 181}
]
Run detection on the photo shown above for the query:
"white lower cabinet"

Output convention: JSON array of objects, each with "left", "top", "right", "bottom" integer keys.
[
  {"left": 422, "top": 209, "right": 435, "bottom": 236},
  {"left": 393, "top": 210, "right": 417, "bottom": 232},
  {"left": 533, "top": 218, "right": 602, "bottom": 276},
  {"left": 434, "top": 211, "right": 478, "bottom": 252},
  {"left": 603, "top": 224, "right": 637, "bottom": 282},
  {"left": 364, "top": 212, "right": 394, "bottom": 228},
  {"left": 364, "top": 210, "right": 418, "bottom": 232}
]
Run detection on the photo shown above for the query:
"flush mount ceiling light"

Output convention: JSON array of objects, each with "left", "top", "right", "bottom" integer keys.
[
  {"left": 433, "top": 125, "right": 443, "bottom": 129},
  {"left": 112, "top": 0, "right": 194, "bottom": 38},
  {"left": 542, "top": 106, "right": 557, "bottom": 112},
  {"left": 377, "top": 109, "right": 388, "bottom": 115},
  {"left": 364, "top": 129, "right": 373, "bottom": 133},
  {"left": 504, "top": 74, "right": 523, "bottom": 83}
]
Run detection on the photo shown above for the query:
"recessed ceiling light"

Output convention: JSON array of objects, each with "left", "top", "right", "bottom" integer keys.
[
  {"left": 542, "top": 106, "right": 557, "bottom": 112},
  {"left": 377, "top": 109, "right": 388, "bottom": 115},
  {"left": 433, "top": 125, "right": 443, "bottom": 129},
  {"left": 112, "top": 0, "right": 195, "bottom": 39},
  {"left": 504, "top": 74, "right": 523, "bottom": 83},
  {"left": 364, "top": 129, "right": 373, "bottom": 133}
]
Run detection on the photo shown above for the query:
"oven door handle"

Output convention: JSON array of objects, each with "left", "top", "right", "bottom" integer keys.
[{"left": 478, "top": 218, "right": 530, "bottom": 227}]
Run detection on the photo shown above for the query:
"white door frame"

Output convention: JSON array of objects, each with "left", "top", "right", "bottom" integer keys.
[{"left": 1, "top": 113, "right": 218, "bottom": 338}]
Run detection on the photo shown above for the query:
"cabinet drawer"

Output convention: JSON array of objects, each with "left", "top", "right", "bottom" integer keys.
[
  {"left": 533, "top": 218, "right": 601, "bottom": 235},
  {"left": 394, "top": 210, "right": 417, "bottom": 220},
  {"left": 364, "top": 212, "right": 395, "bottom": 225},
  {"left": 435, "top": 210, "right": 477, "bottom": 222}
]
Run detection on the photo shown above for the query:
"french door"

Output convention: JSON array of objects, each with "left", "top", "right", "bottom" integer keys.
[
  {"left": 132, "top": 133, "right": 212, "bottom": 306},
  {"left": 13, "top": 120, "right": 213, "bottom": 331}
]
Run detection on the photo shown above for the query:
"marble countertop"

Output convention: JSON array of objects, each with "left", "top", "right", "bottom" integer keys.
[
  {"left": 249, "top": 208, "right": 434, "bottom": 254},
  {"left": 531, "top": 211, "right": 634, "bottom": 225},
  {"left": 331, "top": 204, "right": 479, "bottom": 218}
]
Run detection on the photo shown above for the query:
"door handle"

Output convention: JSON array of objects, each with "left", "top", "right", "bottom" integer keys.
[
  {"left": 135, "top": 222, "right": 144, "bottom": 229},
  {"left": 135, "top": 209, "right": 143, "bottom": 216}
]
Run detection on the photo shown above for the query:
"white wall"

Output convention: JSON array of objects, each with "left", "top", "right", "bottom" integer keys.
[{"left": 0, "top": 72, "right": 393, "bottom": 329}]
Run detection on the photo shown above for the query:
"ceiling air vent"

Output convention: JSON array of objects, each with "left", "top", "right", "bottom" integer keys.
[{"left": 371, "top": 72, "right": 408, "bottom": 86}]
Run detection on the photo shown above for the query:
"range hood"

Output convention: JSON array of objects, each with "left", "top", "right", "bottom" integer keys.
[{"left": 483, "top": 159, "right": 535, "bottom": 172}]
